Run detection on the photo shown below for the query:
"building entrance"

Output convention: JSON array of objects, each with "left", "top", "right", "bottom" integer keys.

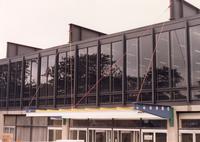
[{"left": 70, "top": 128, "right": 140, "bottom": 142}]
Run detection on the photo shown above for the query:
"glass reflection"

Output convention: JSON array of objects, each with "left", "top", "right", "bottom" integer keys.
[
  {"left": 48, "top": 55, "right": 55, "bottom": 97},
  {"left": 190, "top": 25, "right": 200, "bottom": 87},
  {"left": 40, "top": 57, "right": 48, "bottom": 97},
  {"left": 0, "top": 65, "right": 8, "bottom": 101},
  {"left": 88, "top": 46, "right": 97, "bottom": 93},
  {"left": 100, "top": 44, "right": 111, "bottom": 93},
  {"left": 78, "top": 48, "right": 87, "bottom": 94},
  {"left": 140, "top": 35, "right": 153, "bottom": 90},
  {"left": 171, "top": 29, "right": 186, "bottom": 88},
  {"left": 112, "top": 41, "right": 123, "bottom": 91},
  {"left": 156, "top": 32, "right": 170, "bottom": 88},
  {"left": 58, "top": 53, "right": 66, "bottom": 96},
  {"left": 126, "top": 38, "right": 138, "bottom": 90}
]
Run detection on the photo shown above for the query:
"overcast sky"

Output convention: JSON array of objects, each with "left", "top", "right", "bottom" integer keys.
[{"left": 1, "top": 0, "right": 200, "bottom": 59}]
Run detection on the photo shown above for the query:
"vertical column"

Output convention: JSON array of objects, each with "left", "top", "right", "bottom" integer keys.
[
  {"left": 122, "top": 34, "right": 127, "bottom": 105},
  {"left": 62, "top": 119, "right": 71, "bottom": 140},
  {"left": 185, "top": 21, "right": 191, "bottom": 103},
  {"left": 20, "top": 57, "right": 25, "bottom": 109},
  {"left": 167, "top": 109, "right": 179, "bottom": 142},
  {"left": 53, "top": 50, "right": 58, "bottom": 108},
  {"left": 96, "top": 40, "right": 100, "bottom": 106},
  {"left": 152, "top": 29, "right": 156, "bottom": 104}
]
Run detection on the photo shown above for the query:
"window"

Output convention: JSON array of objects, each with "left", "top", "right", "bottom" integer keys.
[
  {"left": 77, "top": 48, "right": 87, "bottom": 94},
  {"left": 156, "top": 32, "right": 170, "bottom": 101},
  {"left": 190, "top": 26, "right": 200, "bottom": 87},
  {"left": 0, "top": 64, "right": 8, "bottom": 107},
  {"left": 24, "top": 58, "right": 38, "bottom": 106},
  {"left": 66, "top": 51, "right": 75, "bottom": 96},
  {"left": 171, "top": 29, "right": 186, "bottom": 88},
  {"left": 139, "top": 35, "right": 153, "bottom": 101},
  {"left": 39, "top": 55, "right": 55, "bottom": 106},
  {"left": 156, "top": 32, "right": 170, "bottom": 88},
  {"left": 100, "top": 44, "right": 111, "bottom": 93},
  {"left": 48, "top": 55, "right": 56, "bottom": 97},
  {"left": 9, "top": 61, "right": 22, "bottom": 107},
  {"left": 40, "top": 56, "right": 48, "bottom": 97},
  {"left": 126, "top": 38, "right": 138, "bottom": 90},
  {"left": 57, "top": 53, "right": 66, "bottom": 96},
  {"left": 112, "top": 41, "right": 123, "bottom": 91},
  {"left": 88, "top": 46, "right": 97, "bottom": 93},
  {"left": 140, "top": 35, "right": 153, "bottom": 89}
]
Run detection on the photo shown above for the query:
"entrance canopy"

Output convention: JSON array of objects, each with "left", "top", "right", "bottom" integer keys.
[{"left": 26, "top": 107, "right": 164, "bottom": 120}]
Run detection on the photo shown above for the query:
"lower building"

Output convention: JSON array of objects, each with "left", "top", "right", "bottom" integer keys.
[{"left": 0, "top": 105, "right": 199, "bottom": 142}]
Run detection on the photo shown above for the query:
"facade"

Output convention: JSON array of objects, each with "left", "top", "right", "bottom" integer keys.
[{"left": 1, "top": 0, "right": 200, "bottom": 142}]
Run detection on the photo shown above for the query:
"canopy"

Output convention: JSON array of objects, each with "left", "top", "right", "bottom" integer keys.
[{"left": 26, "top": 107, "right": 164, "bottom": 120}]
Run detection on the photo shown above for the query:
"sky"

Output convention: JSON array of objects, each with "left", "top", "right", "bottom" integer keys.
[{"left": 0, "top": 0, "right": 200, "bottom": 59}]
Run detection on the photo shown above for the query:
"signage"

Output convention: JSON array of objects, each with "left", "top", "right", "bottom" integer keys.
[
  {"left": 144, "top": 134, "right": 153, "bottom": 140},
  {"left": 134, "top": 103, "right": 174, "bottom": 127}
]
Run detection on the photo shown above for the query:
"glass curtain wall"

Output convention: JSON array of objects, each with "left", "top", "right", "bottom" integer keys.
[
  {"left": 139, "top": 35, "right": 153, "bottom": 101},
  {"left": 77, "top": 48, "right": 87, "bottom": 104},
  {"left": 9, "top": 61, "right": 22, "bottom": 107},
  {"left": 156, "top": 32, "right": 170, "bottom": 101},
  {"left": 171, "top": 29, "right": 187, "bottom": 100},
  {"left": 0, "top": 65, "right": 8, "bottom": 108},
  {"left": 87, "top": 46, "right": 97, "bottom": 104},
  {"left": 190, "top": 25, "right": 200, "bottom": 100},
  {"left": 39, "top": 55, "right": 55, "bottom": 106},
  {"left": 126, "top": 38, "right": 138, "bottom": 102},
  {"left": 24, "top": 58, "right": 38, "bottom": 107}
]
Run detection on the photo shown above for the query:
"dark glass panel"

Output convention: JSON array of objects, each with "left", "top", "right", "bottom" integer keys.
[
  {"left": 9, "top": 63, "right": 16, "bottom": 98},
  {"left": 192, "top": 90, "right": 200, "bottom": 100},
  {"left": 66, "top": 51, "right": 75, "bottom": 100},
  {"left": 171, "top": 29, "right": 186, "bottom": 88},
  {"left": 48, "top": 55, "right": 55, "bottom": 97},
  {"left": 31, "top": 59, "right": 38, "bottom": 99},
  {"left": 88, "top": 46, "right": 97, "bottom": 93},
  {"left": 156, "top": 91, "right": 170, "bottom": 101},
  {"left": 182, "top": 119, "right": 200, "bottom": 128},
  {"left": 156, "top": 32, "right": 170, "bottom": 88},
  {"left": 0, "top": 65, "right": 8, "bottom": 99},
  {"left": 139, "top": 35, "right": 153, "bottom": 89},
  {"left": 182, "top": 134, "right": 193, "bottom": 142},
  {"left": 100, "top": 44, "right": 111, "bottom": 93},
  {"left": 9, "top": 61, "right": 22, "bottom": 107},
  {"left": 173, "top": 90, "right": 186, "bottom": 100},
  {"left": 112, "top": 41, "right": 123, "bottom": 91},
  {"left": 24, "top": 60, "right": 31, "bottom": 98},
  {"left": 16, "top": 62, "right": 22, "bottom": 99},
  {"left": 78, "top": 48, "right": 87, "bottom": 94},
  {"left": 156, "top": 133, "right": 166, "bottom": 142},
  {"left": 190, "top": 26, "right": 200, "bottom": 87},
  {"left": 24, "top": 58, "right": 38, "bottom": 107},
  {"left": 0, "top": 65, "right": 8, "bottom": 107},
  {"left": 126, "top": 38, "right": 138, "bottom": 90},
  {"left": 58, "top": 53, "right": 66, "bottom": 96},
  {"left": 40, "top": 57, "right": 48, "bottom": 97}
]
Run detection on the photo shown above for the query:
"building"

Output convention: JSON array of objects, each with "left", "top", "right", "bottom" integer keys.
[{"left": 1, "top": 0, "right": 200, "bottom": 142}]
